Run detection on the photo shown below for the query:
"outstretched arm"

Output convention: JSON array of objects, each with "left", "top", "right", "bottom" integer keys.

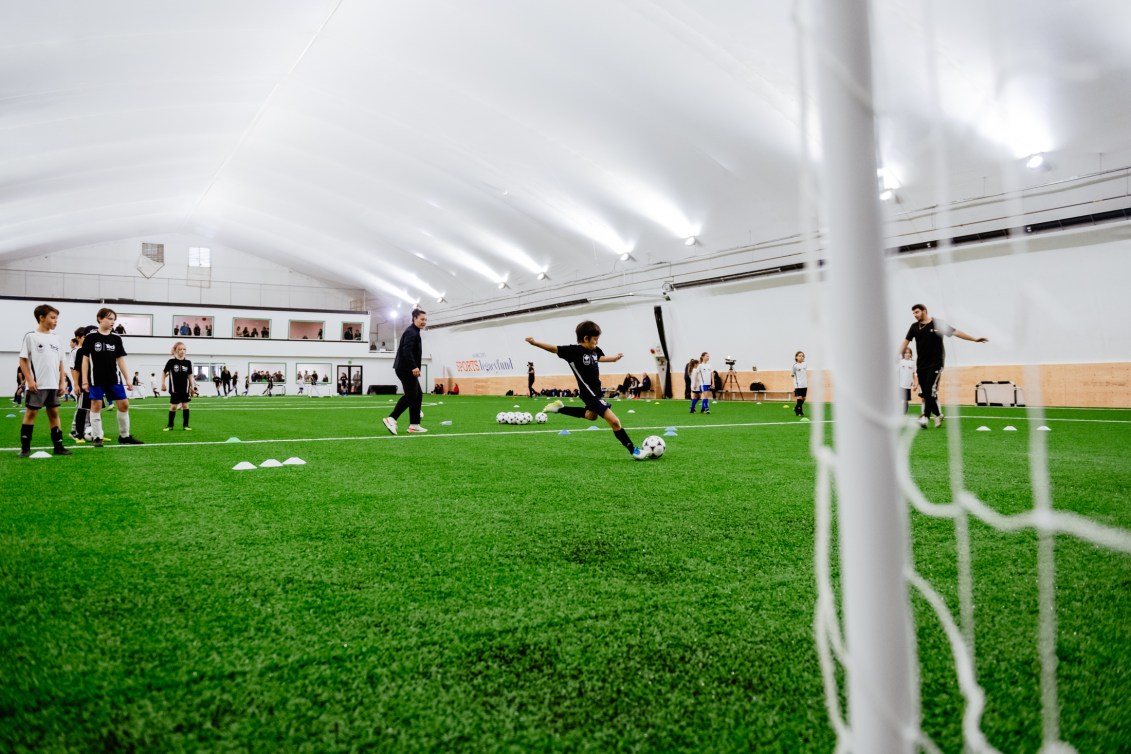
[
  {"left": 525, "top": 337, "right": 557, "bottom": 354},
  {"left": 954, "top": 330, "right": 988, "bottom": 343},
  {"left": 598, "top": 353, "right": 623, "bottom": 362}
]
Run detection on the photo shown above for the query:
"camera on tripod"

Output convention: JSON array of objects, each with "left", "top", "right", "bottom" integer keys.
[{"left": 724, "top": 357, "right": 737, "bottom": 368}]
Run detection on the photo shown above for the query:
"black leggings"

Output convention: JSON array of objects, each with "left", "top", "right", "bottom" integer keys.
[{"left": 391, "top": 369, "right": 423, "bottom": 424}]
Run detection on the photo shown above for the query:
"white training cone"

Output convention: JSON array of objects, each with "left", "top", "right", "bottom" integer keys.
[
  {"left": 30, "top": 450, "right": 52, "bottom": 459},
  {"left": 225, "top": 437, "right": 241, "bottom": 443},
  {"left": 259, "top": 459, "right": 283, "bottom": 468},
  {"left": 558, "top": 430, "right": 570, "bottom": 435},
  {"left": 1037, "top": 426, "right": 1051, "bottom": 431},
  {"left": 440, "top": 420, "right": 452, "bottom": 426},
  {"left": 976, "top": 426, "right": 991, "bottom": 431},
  {"left": 232, "top": 461, "right": 257, "bottom": 470},
  {"left": 5, "top": 414, "right": 15, "bottom": 418},
  {"left": 513, "top": 404, "right": 520, "bottom": 408},
  {"left": 282, "top": 457, "right": 306, "bottom": 465},
  {"left": 1003, "top": 426, "right": 1018, "bottom": 432},
  {"left": 586, "top": 425, "right": 600, "bottom": 430},
  {"left": 627, "top": 410, "right": 636, "bottom": 414}
]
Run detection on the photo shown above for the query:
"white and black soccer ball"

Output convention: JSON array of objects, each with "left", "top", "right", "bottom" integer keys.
[
  {"left": 535, "top": 412, "right": 548, "bottom": 424},
  {"left": 641, "top": 435, "right": 666, "bottom": 459},
  {"left": 520, "top": 412, "right": 533, "bottom": 424},
  {"left": 496, "top": 412, "right": 507, "bottom": 424},
  {"left": 505, "top": 411, "right": 518, "bottom": 424}
]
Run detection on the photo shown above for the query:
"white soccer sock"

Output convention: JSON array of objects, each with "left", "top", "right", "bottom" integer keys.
[
  {"left": 117, "top": 411, "right": 130, "bottom": 438},
  {"left": 91, "top": 413, "right": 103, "bottom": 439}
]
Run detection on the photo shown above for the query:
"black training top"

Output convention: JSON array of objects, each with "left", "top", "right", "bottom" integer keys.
[
  {"left": 164, "top": 358, "right": 193, "bottom": 393},
  {"left": 394, "top": 324, "right": 422, "bottom": 373},
  {"left": 81, "top": 331, "right": 127, "bottom": 385},
  {"left": 906, "top": 318, "right": 955, "bottom": 368},
  {"left": 557, "top": 344, "right": 604, "bottom": 400}
]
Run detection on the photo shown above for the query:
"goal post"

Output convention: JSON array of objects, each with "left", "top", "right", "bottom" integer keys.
[{"left": 812, "top": 0, "right": 918, "bottom": 751}]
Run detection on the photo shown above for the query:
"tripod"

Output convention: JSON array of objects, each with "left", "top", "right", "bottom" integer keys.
[{"left": 721, "top": 365, "right": 743, "bottom": 400}]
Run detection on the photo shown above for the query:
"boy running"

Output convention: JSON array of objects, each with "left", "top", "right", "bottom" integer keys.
[
  {"left": 80, "top": 307, "right": 144, "bottom": 447},
  {"left": 17, "top": 304, "right": 72, "bottom": 457},
  {"left": 526, "top": 321, "right": 645, "bottom": 460},
  {"left": 162, "top": 342, "right": 196, "bottom": 431}
]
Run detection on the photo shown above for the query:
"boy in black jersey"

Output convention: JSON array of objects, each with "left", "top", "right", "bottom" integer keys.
[
  {"left": 899, "top": 303, "right": 987, "bottom": 428},
  {"left": 80, "top": 307, "right": 144, "bottom": 447},
  {"left": 526, "top": 321, "right": 646, "bottom": 460},
  {"left": 162, "top": 342, "right": 196, "bottom": 430}
]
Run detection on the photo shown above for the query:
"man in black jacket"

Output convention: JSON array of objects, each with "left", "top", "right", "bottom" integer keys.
[{"left": 383, "top": 308, "right": 428, "bottom": 435}]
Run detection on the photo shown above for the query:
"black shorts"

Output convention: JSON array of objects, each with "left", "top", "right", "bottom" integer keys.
[
  {"left": 794, "top": 387, "right": 808, "bottom": 398},
  {"left": 170, "top": 391, "right": 191, "bottom": 404},
  {"left": 582, "top": 396, "right": 612, "bottom": 417},
  {"left": 26, "top": 388, "right": 61, "bottom": 410}
]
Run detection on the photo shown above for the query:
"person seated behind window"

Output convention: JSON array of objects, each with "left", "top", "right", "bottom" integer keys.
[
  {"left": 261, "top": 327, "right": 269, "bottom": 338},
  {"left": 251, "top": 328, "right": 259, "bottom": 338}
]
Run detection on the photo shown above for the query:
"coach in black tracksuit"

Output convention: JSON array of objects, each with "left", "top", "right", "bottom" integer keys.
[
  {"left": 899, "top": 303, "right": 987, "bottom": 428},
  {"left": 383, "top": 308, "right": 428, "bottom": 435}
]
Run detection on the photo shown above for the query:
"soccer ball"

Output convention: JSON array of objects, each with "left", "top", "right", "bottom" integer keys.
[
  {"left": 505, "top": 411, "right": 518, "bottom": 424},
  {"left": 641, "top": 435, "right": 666, "bottom": 459},
  {"left": 535, "top": 412, "right": 548, "bottom": 424},
  {"left": 520, "top": 412, "right": 533, "bottom": 424},
  {"left": 496, "top": 412, "right": 507, "bottom": 424}
]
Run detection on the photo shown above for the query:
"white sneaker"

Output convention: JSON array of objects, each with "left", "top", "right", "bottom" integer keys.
[
  {"left": 407, "top": 424, "right": 428, "bottom": 433},
  {"left": 382, "top": 417, "right": 397, "bottom": 435},
  {"left": 544, "top": 400, "right": 564, "bottom": 413},
  {"left": 918, "top": 415, "right": 928, "bottom": 428},
  {"left": 934, "top": 414, "right": 944, "bottom": 428}
]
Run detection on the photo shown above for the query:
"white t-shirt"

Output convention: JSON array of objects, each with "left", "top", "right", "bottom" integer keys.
[
  {"left": 19, "top": 330, "right": 65, "bottom": 390},
  {"left": 792, "top": 361, "right": 808, "bottom": 389},
  {"left": 696, "top": 363, "right": 713, "bottom": 388},
  {"left": 898, "top": 359, "right": 916, "bottom": 389}
]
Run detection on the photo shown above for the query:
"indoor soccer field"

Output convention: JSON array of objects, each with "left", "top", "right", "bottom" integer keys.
[{"left": 3, "top": 395, "right": 1129, "bottom": 753}]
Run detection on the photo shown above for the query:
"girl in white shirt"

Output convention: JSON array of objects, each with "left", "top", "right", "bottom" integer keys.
[
  {"left": 693, "top": 352, "right": 713, "bottom": 414},
  {"left": 791, "top": 351, "right": 808, "bottom": 418},
  {"left": 898, "top": 347, "right": 917, "bottom": 414}
]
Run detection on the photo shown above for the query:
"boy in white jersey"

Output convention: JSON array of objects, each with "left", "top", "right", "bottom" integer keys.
[
  {"left": 17, "top": 304, "right": 72, "bottom": 457},
  {"left": 791, "top": 351, "right": 808, "bottom": 419}
]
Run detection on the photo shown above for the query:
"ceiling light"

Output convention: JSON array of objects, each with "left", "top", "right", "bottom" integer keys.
[
  {"left": 436, "top": 295, "right": 446, "bottom": 303},
  {"left": 498, "top": 281, "right": 509, "bottom": 290},
  {"left": 684, "top": 236, "right": 698, "bottom": 246},
  {"left": 879, "top": 189, "right": 894, "bottom": 202},
  {"left": 537, "top": 271, "right": 549, "bottom": 280},
  {"left": 619, "top": 252, "right": 635, "bottom": 262},
  {"left": 388, "top": 309, "right": 398, "bottom": 319},
  {"left": 1026, "top": 153, "right": 1045, "bottom": 169}
]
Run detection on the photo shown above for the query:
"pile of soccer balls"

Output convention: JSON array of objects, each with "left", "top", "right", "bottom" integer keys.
[{"left": 496, "top": 411, "right": 548, "bottom": 425}]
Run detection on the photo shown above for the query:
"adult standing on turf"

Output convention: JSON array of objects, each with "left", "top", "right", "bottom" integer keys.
[
  {"left": 163, "top": 342, "right": 195, "bottom": 431},
  {"left": 81, "top": 307, "right": 144, "bottom": 447},
  {"left": 900, "top": 303, "right": 987, "bottom": 428},
  {"left": 17, "top": 304, "right": 72, "bottom": 457},
  {"left": 383, "top": 308, "right": 428, "bottom": 435},
  {"left": 527, "top": 361, "right": 536, "bottom": 398}
]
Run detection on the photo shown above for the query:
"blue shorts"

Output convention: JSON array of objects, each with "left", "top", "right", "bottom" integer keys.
[
  {"left": 700, "top": 384, "right": 712, "bottom": 392},
  {"left": 90, "top": 384, "right": 129, "bottom": 403},
  {"left": 583, "top": 396, "right": 612, "bottom": 417}
]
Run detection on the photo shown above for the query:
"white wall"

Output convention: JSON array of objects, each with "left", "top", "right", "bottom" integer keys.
[
  {"left": 0, "top": 233, "right": 361, "bottom": 310},
  {"left": 425, "top": 226, "right": 1131, "bottom": 381}
]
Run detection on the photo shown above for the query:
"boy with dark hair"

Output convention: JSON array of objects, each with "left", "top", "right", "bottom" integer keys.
[
  {"left": 526, "top": 321, "right": 646, "bottom": 460},
  {"left": 80, "top": 307, "right": 144, "bottom": 447},
  {"left": 69, "top": 325, "right": 96, "bottom": 442},
  {"left": 17, "top": 304, "right": 72, "bottom": 457}
]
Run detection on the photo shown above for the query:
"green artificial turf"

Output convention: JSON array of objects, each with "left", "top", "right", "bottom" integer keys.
[{"left": 2, "top": 395, "right": 1129, "bottom": 752}]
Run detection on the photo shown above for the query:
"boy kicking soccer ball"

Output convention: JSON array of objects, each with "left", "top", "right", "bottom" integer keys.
[{"left": 525, "top": 321, "right": 645, "bottom": 460}]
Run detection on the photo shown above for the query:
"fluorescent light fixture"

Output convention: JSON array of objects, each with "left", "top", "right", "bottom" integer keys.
[
  {"left": 619, "top": 252, "right": 635, "bottom": 262},
  {"left": 1026, "top": 153, "right": 1045, "bottom": 169},
  {"left": 879, "top": 189, "right": 894, "bottom": 202},
  {"left": 498, "top": 281, "right": 509, "bottom": 290},
  {"left": 684, "top": 236, "right": 698, "bottom": 246},
  {"left": 436, "top": 295, "right": 446, "bottom": 303},
  {"left": 537, "top": 271, "right": 549, "bottom": 280}
]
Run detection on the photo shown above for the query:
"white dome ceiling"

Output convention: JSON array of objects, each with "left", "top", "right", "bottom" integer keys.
[{"left": 4, "top": 0, "right": 1130, "bottom": 317}]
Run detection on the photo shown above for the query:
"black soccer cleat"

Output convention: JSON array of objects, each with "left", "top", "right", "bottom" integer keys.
[
  {"left": 54, "top": 447, "right": 73, "bottom": 456},
  {"left": 92, "top": 438, "right": 104, "bottom": 447},
  {"left": 118, "top": 435, "right": 145, "bottom": 445},
  {"left": 17, "top": 449, "right": 30, "bottom": 458}
]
